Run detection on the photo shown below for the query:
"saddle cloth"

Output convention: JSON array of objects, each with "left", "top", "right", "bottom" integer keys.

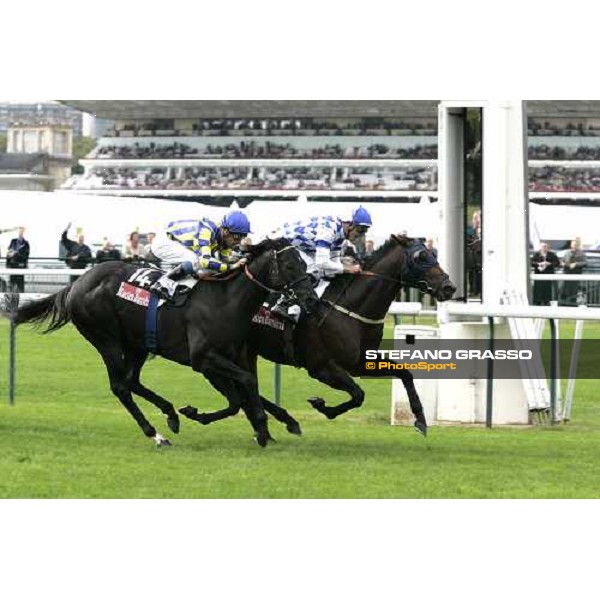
[{"left": 116, "top": 267, "right": 197, "bottom": 308}]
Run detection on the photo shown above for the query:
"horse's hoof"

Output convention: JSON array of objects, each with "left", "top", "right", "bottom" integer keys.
[
  {"left": 153, "top": 433, "right": 172, "bottom": 447},
  {"left": 167, "top": 414, "right": 180, "bottom": 434},
  {"left": 255, "top": 431, "right": 270, "bottom": 447},
  {"left": 414, "top": 420, "right": 428, "bottom": 437},
  {"left": 179, "top": 405, "right": 198, "bottom": 418},
  {"left": 286, "top": 422, "right": 302, "bottom": 436},
  {"left": 308, "top": 397, "right": 325, "bottom": 410}
]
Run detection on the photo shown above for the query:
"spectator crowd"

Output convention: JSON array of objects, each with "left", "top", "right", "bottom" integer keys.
[
  {"left": 529, "top": 144, "right": 600, "bottom": 160},
  {"left": 93, "top": 141, "right": 438, "bottom": 160},
  {"left": 529, "top": 167, "right": 600, "bottom": 192},
  {"left": 79, "top": 165, "right": 437, "bottom": 192},
  {"left": 108, "top": 118, "right": 438, "bottom": 137}
]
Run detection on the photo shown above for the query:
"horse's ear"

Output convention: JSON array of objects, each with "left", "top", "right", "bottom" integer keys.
[{"left": 392, "top": 234, "right": 412, "bottom": 247}]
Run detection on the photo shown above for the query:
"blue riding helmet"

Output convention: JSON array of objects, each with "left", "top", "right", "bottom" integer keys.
[
  {"left": 350, "top": 206, "right": 372, "bottom": 227},
  {"left": 222, "top": 210, "right": 252, "bottom": 235}
]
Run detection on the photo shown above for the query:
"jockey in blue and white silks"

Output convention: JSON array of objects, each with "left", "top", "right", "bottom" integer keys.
[
  {"left": 272, "top": 206, "right": 372, "bottom": 280},
  {"left": 269, "top": 206, "right": 373, "bottom": 320}
]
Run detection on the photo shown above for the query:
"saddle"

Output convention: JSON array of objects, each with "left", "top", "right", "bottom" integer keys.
[{"left": 118, "top": 267, "right": 197, "bottom": 308}]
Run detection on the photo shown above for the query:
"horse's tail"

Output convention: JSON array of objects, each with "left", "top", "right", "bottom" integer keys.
[{"left": 4, "top": 286, "right": 73, "bottom": 333}]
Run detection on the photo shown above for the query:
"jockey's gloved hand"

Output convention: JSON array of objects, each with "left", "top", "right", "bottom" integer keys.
[
  {"left": 343, "top": 263, "right": 362, "bottom": 274},
  {"left": 231, "top": 258, "right": 247, "bottom": 269}
]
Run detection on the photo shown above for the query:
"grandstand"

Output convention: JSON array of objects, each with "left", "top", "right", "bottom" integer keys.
[
  {"left": 58, "top": 100, "right": 600, "bottom": 201},
  {"left": 59, "top": 101, "right": 439, "bottom": 201}
]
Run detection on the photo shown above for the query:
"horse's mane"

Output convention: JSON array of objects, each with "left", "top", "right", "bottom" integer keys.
[
  {"left": 245, "top": 237, "right": 290, "bottom": 257},
  {"left": 361, "top": 234, "right": 413, "bottom": 269}
]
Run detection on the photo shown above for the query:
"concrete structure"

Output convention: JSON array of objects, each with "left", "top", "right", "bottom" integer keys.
[
  {"left": 1, "top": 123, "right": 73, "bottom": 190},
  {"left": 393, "top": 101, "right": 551, "bottom": 427},
  {"left": 0, "top": 101, "right": 84, "bottom": 135}
]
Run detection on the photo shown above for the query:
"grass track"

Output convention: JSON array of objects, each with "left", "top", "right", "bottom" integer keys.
[{"left": 0, "top": 319, "right": 599, "bottom": 498}]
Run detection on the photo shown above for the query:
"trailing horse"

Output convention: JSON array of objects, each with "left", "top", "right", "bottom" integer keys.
[
  {"left": 245, "top": 235, "right": 456, "bottom": 436},
  {"left": 8, "top": 238, "right": 318, "bottom": 447}
]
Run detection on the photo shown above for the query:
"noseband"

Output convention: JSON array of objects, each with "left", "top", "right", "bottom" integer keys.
[{"left": 359, "top": 240, "right": 449, "bottom": 296}]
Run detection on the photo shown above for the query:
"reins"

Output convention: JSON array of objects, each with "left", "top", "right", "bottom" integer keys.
[{"left": 243, "top": 245, "right": 310, "bottom": 296}]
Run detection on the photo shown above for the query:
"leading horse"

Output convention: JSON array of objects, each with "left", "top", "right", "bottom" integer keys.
[
  {"left": 242, "top": 235, "right": 456, "bottom": 436},
  {"left": 9, "top": 238, "right": 318, "bottom": 447}
]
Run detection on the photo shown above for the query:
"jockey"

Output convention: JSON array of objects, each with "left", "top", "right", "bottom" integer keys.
[
  {"left": 269, "top": 205, "right": 372, "bottom": 320},
  {"left": 150, "top": 210, "right": 251, "bottom": 294}
]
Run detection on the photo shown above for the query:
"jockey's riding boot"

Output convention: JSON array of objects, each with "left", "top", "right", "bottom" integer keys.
[
  {"left": 150, "top": 261, "right": 194, "bottom": 299},
  {"left": 165, "top": 263, "right": 190, "bottom": 281},
  {"left": 271, "top": 296, "right": 300, "bottom": 323}
]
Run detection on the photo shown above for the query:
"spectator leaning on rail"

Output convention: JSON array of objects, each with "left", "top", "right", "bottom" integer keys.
[
  {"left": 142, "top": 232, "right": 160, "bottom": 266},
  {"left": 268, "top": 206, "right": 372, "bottom": 321},
  {"left": 531, "top": 242, "right": 560, "bottom": 306},
  {"left": 123, "top": 231, "right": 144, "bottom": 263},
  {"left": 96, "top": 238, "right": 122, "bottom": 264},
  {"left": 6, "top": 226, "right": 30, "bottom": 293},
  {"left": 61, "top": 223, "right": 92, "bottom": 283},
  {"left": 149, "top": 210, "right": 251, "bottom": 298},
  {"left": 560, "top": 239, "right": 588, "bottom": 306}
]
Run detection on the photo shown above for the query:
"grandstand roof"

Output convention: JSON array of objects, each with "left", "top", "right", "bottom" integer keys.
[
  {"left": 60, "top": 100, "right": 600, "bottom": 120},
  {"left": 59, "top": 100, "right": 439, "bottom": 120}
]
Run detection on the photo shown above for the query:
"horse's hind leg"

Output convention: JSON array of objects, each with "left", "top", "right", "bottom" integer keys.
[
  {"left": 260, "top": 396, "right": 302, "bottom": 435},
  {"left": 101, "top": 350, "right": 170, "bottom": 446},
  {"left": 74, "top": 324, "right": 168, "bottom": 446},
  {"left": 306, "top": 361, "right": 365, "bottom": 419},
  {"left": 125, "top": 349, "right": 180, "bottom": 434}
]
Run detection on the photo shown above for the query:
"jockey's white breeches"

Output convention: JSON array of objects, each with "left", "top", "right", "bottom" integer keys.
[
  {"left": 298, "top": 249, "right": 341, "bottom": 282},
  {"left": 151, "top": 234, "right": 201, "bottom": 272}
]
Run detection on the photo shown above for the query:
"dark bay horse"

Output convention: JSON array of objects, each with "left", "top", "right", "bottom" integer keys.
[
  {"left": 9, "top": 238, "right": 318, "bottom": 447},
  {"left": 245, "top": 235, "right": 456, "bottom": 436}
]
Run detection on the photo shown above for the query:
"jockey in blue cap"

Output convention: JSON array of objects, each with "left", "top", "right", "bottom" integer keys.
[
  {"left": 150, "top": 210, "right": 251, "bottom": 293},
  {"left": 269, "top": 205, "right": 373, "bottom": 320}
]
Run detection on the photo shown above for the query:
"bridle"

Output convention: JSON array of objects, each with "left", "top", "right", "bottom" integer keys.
[
  {"left": 318, "top": 238, "right": 452, "bottom": 325},
  {"left": 244, "top": 245, "right": 311, "bottom": 305}
]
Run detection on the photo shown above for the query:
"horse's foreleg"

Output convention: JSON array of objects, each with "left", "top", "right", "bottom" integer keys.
[
  {"left": 356, "top": 362, "right": 427, "bottom": 436},
  {"left": 183, "top": 350, "right": 272, "bottom": 446},
  {"left": 179, "top": 374, "right": 242, "bottom": 425},
  {"left": 243, "top": 352, "right": 302, "bottom": 436},
  {"left": 306, "top": 361, "right": 365, "bottom": 419}
]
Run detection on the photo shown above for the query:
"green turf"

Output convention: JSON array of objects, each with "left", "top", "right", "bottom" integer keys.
[{"left": 0, "top": 317, "right": 599, "bottom": 498}]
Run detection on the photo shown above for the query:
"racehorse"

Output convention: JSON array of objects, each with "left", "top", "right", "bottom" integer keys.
[
  {"left": 8, "top": 238, "right": 318, "bottom": 447},
  {"left": 242, "top": 235, "right": 456, "bottom": 437}
]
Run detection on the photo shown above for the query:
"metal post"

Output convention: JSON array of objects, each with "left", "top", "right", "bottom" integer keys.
[
  {"left": 9, "top": 316, "right": 16, "bottom": 406},
  {"left": 486, "top": 316, "right": 495, "bottom": 428},
  {"left": 549, "top": 318, "right": 558, "bottom": 424},
  {"left": 564, "top": 319, "right": 584, "bottom": 421},
  {"left": 273, "top": 364, "right": 282, "bottom": 406}
]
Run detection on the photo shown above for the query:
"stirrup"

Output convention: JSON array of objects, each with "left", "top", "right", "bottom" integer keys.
[{"left": 150, "top": 276, "right": 177, "bottom": 299}]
